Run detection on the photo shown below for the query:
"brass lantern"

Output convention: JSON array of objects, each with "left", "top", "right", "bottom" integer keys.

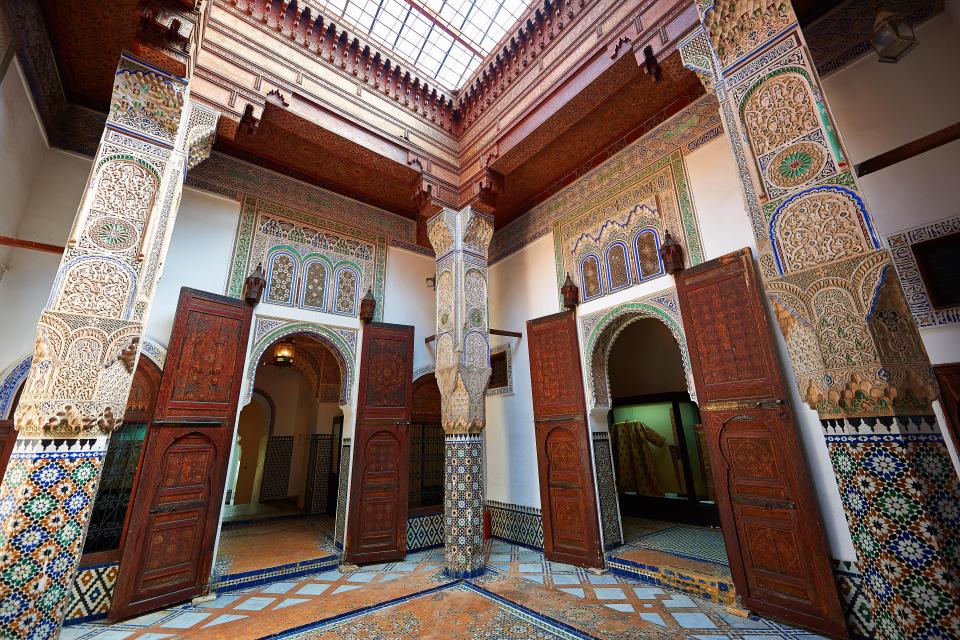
[
  {"left": 359, "top": 288, "right": 376, "bottom": 324},
  {"left": 659, "top": 230, "right": 685, "bottom": 275},
  {"left": 871, "top": 10, "right": 917, "bottom": 63},
  {"left": 273, "top": 341, "right": 296, "bottom": 366},
  {"left": 243, "top": 262, "right": 266, "bottom": 306},
  {"left": 561, "top": 273, "right": 579, "bottom": 310}
]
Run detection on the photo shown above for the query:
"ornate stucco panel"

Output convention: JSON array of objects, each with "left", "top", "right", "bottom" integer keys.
[{"left": 427, "top": 207, "right": 493, "bottom": 434}]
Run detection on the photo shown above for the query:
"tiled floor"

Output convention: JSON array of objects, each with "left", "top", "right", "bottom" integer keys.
[
  {"left": 214, "top": 515, "right": 337, "bottom": 577},
  {"left": 62, "top": 542, "right": 826, "bottom": 639},
  {"left": 618, "top": 516, "right": 729, "bottom": 565}
]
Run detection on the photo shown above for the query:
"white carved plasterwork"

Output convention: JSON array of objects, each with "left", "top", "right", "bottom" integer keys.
[
  {"left": 427, "top": 207, "right": 493, "bottom": 434},
  {"left": 12, "top": 54, "right": 194, "bottom": 437}
]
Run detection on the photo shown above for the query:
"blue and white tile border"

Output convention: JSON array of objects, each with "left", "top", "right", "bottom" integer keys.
[{"left": 886, "top": 213, "right": 960, "bottom": 327}]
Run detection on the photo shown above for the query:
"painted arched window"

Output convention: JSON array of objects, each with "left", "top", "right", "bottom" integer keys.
[
  {"left": 301, "top": 259, "right": 329, "bottom": 310},
  {"left": 634, "top": 229, "right": 663, "bottom": 281},
  {"left": 605, "top": 242, "right": 631, "bottom": 291},
  {"left": 266, "top": 250, "right": 298, "bottom": 305},
  {"left": 333, "top": 266, "right": 360, "bottom": 315},
  {"left": 580, "top": 254, "right": 603, "bottom": 300}
]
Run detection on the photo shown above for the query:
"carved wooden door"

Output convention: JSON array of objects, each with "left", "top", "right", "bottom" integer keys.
[
  {"left": 934, "top": 364, "right": 960, "bottom": 452},
  {"left": 109, "top": 288, "right": 253, "bottom": 621},
  {"left": 527, "top": 311, "right": 603, "bottom": 569},
  {"left": 344, "top": 323, "right": 413, "bottom": 564},
  {"left": 676, "top": 248, "right": 847, "bottom": 638},
  {"left": 0, "top": 420, "right": 16, "bottom": 481}
]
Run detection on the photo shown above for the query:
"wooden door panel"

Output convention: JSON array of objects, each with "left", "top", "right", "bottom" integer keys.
[
  {"left": 110, "top": 289, "right": 252, "bottom": 621},
  {"left": 345, "top": 323, "right": 414, "bottom": 564},
  {"left": 677, "top": 249, "right": 846, "bottom": 638},
  {"left": 0, "top": 421, "right": 16, "bottom": 481},
  {"left": 527, "top": 311, "right": 603, "bottom": 569},
  {"left": 934, "top": 364, "right": 960, "bottom": 452}
]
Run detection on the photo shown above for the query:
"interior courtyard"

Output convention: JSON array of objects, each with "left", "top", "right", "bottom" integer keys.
[{"left": 0, "top": 0, "right": 958, "bottom": 638}]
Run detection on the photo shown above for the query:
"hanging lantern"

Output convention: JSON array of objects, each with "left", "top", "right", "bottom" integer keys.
[
  {"left": 273, "top": 341, "right": 296, "bottom": 366},
  {"left": 359, "top": 288, "right": 376, "bottom": 324},
  {"left": 871, "top": 10, "right": 917, "bottom": 63},
  {"left": 659, "top": 230, "right": 685, "bottom": 275},
  {"left": 561, "top": 273, "right": 579, "bottom": 310},
  {"left": 243, "top": 262, "right": 266, "bottom": 306}
]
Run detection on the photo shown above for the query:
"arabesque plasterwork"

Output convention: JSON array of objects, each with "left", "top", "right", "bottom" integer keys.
[
  {"left": 226, "top": 195, "right": 386, "bottom": 321},
  {"left": 687, "top": 5, "right": 960, "bottom": 636},
  {"left": 428, "top": 207, "right": 493, "bottom": 435}
]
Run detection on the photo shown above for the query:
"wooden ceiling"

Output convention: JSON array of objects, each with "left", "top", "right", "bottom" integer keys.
[{"left": 36, "top": 0, "right": 860, "bottom": 229}]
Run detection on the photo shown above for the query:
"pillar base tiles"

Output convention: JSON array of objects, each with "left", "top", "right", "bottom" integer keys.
[
  {"left": 681, "top": 2, "right": 960, "bottom": 638},
  {"left": 0, "top": 52, "right": 218, "bottom": 639},
  {"left": 428, "top": 207, "right": 493, "bottom": 578}
]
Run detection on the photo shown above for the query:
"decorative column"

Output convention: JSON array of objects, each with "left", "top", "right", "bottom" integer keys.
[
  {"left": 0, "top": 10, "right": 218, "bottom": 637},
  {"left": 681, "top": 4, "right": 960, "bottom": 638},
  {"left": 427, "top": 206, "right": 494, "bottom": 578}
]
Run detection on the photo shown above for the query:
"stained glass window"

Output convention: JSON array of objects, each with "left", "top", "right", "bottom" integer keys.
[
  {"left": 606, "top": 243, "right": 631, "bottom": 290},
  {"left": 267, "top": 252, "right": 297, "bottom": 304},
  {"left": 581, "top": 254, "right": 603, "bottom": 300},
  {"left": 635, "top": 230, "right": 663, "bottom": 280},
  {"left": 302, "top": 260, "right": 328, "bottom": 310}
]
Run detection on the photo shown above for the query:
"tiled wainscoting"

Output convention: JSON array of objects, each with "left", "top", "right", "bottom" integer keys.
[
  {"left": 63, "top": 562, "right": 120, "bottom": 625},
  {"left": 406, "top": 510, "right": 444, "bottom": 551},
  {"left": 486, "top": 500, "right": 544, "bottom": 550}
]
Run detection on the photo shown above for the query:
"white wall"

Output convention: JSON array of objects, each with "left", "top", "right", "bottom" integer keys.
[
  {"left": 0, "top": 60, "right": 46, "bottom": 268},
  {"left": 822, "top": 10, "right": 960, "bottom": 364},
  {"left": 485, "top": 233, "right": 560, "bottom": 509},
  {"left": 382, "top": 245, "right": 436, "bottom": 373},
  {"left": 144, "top": 188, "right": 240, "bottom": 346}
]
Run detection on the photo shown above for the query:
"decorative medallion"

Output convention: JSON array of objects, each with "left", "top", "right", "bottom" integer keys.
[
  {"left": 468, "top": 307, "right": 483, "bottom": 326},
  {"left": 767, "top": 142, "right": 826, "bottom": 189},
  {"left": 88, "top": 218, "right": 138, "bottom": 251}
]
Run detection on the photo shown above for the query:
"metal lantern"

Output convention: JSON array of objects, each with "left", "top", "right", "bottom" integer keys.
[
  {"left": 659, "top": 230, "right": 685, "bottom": 275},
  {"left": 273, "top": 341, "right": 296, "bottom": 366},
  {"left": 561, "top": 273, "right": 579, "bottom": 310},
  {"left": 243, "top": 262, "right": 266, "bottom": 306},
  {"left": 871, "top": 10, "right": 917, "bottom": 63},
  {"left": 359, "top": 288, "right": 376, "bottom": 324}
]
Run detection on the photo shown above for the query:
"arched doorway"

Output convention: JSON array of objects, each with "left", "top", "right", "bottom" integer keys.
[
  {"left": 409, "top": 373, "right": 444, "bottom": 514},
  {"left": 589, "top": 308, "right": 735, "bottom": 603},
  {"left": 216, "top": 333, "right": 344, "bottom": 581}
]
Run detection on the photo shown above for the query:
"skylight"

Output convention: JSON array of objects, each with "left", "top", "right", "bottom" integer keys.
[{"left": 316, "top": 0, "right": 531, "bottom": 91}]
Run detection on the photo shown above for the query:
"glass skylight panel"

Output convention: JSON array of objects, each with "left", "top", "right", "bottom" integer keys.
[{"left": 310, "top": 0, "right": 533, "bottom": 90}]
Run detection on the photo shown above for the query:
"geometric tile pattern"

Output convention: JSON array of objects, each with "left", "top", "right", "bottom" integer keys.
[
  {"left": 592, "top": 432, "right": 623, "bottom": 550},
  {"left": 334, "top": 439, "right": 350, "bottom": 550},
  {"left": 62, "top": 562, "right": 119, "bottom": 625},
  {"left": 0, "top": 443, "right": 107, "bottom": 639},
  {"left": 620, "top": 525, "right": 729, "bottom": 566},
  {"left": 407, "top": 511, "right": 444, "bottom": 551},
  {"left": 826, "top": 431, "right": 960, "bottom": 639},
  {"left": 444, "top": 434, "right": 484, "bottom": 578},
  {"left": 886, "top": 213, "right": 960, "bottom": 327},
  {"left": 831, "top": 560, "right": 874, "bottom": 640},
  {"left": 61, "top": 542, "right": 829, "bottom": 640},
  {"left": 258, "top": 436, "right": 293, "bottom": 502},
  {"left": 304, "top": 434, "right": 332, "bottom": 515},
  {"left": 487, "top": 500, "right": 544, "bottom": 550}
]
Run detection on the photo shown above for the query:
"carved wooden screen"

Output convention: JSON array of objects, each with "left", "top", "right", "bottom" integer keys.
[
  {"left": 345, "top": 323, "right": 413, "bottom": 564},
  {"left": 676, "top": 248, "right": 846, "bottom": 637},
  {"left": 110, "top": 288, "right": 253, "bottom": 621},
  {"left": 526, "top": 311, "right": 603, "bottom": 569}
]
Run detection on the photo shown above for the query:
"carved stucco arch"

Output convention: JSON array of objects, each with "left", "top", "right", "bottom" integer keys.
[
  {"left": 584, "top": 302, "right": 696, "bottom": 410},
  {"left": 243, "top": 322, "right": 354, "bottom": 408}
]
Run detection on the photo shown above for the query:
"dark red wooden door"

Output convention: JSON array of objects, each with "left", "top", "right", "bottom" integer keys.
[
  {"left": 344, "top": 322, "right": 413, "bottom": 564},
  {"left": 527, "top": 311, "right": 603, "bottom": 569},
  {"left": 0, "top": 420, "right": 16, "bottom": 480},
  {"left": 109, "top": 288, "right": 253, "bottom": 621},
  {"left": 676, "top": 248, "right": 846, "bottom": 638},
  {"left": 934, "top": 363, "right": 960, "bottom": 452}
]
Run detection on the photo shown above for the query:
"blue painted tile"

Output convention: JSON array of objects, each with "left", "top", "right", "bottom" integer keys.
[
  {"left": 333, "top": 585, "right": 361, "bottom": 594},
  {"left": 594, "top": 587, "right": 626, "bottom": 600},
  {"left": 558, "top": 588, "right": 584, "bottom": 598},
  {"left": 672, "top": 612, "right": 716, "bottom": 629},
  {"left": 260, "top": 581, "right": 298, "bottom": 594},
  {"left": 295, "top": 583, "right": 330, "bottom": 595},
  {"left": 275, "top": 598, "right": 309, "bottom": 610},
  {"left": 159, "top": 612, "right": 211, "bottom": 629},
  {"left": 203, "top": 615, "right": 246, "bottom": 628},
  {"left": 550, "top": 575, "right": 580, "bottom": 585},
  {"left": 234, "top": 597, "right": 276, "bottom": 611}
]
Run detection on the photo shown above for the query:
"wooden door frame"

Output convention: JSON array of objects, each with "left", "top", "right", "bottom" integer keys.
[
  {"left": 675, "top": 248, "right": 847, "bottom": 638},
  {"left": 344, "top": 322, "right": 414, "bottom": 564},
  {"left": 527, "top": 310, "right": 604, "bottom": 569},
  {"left": 109, "top": 288, "right": 253, "bottom": 621}
]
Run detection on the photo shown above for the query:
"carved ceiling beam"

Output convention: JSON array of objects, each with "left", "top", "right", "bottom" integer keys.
[{"left": 134, "top": 0, "right": 203, "bottom": 77}]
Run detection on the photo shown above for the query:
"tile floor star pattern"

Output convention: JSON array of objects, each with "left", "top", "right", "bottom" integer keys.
[{"left": 61, "top": 541, "right": 827, "bottom": 639}]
